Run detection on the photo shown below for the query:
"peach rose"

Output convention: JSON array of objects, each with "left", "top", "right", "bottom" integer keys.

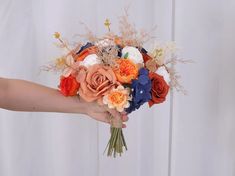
[{"left": 77, "top": 64, "right": 118, "bottom": 102}]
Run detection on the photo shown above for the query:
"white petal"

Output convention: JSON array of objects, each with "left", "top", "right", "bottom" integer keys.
[
  {"left": 156, "top": 66, "right": 170, "bottom": 84},
  {"left": 103, "top": 96, "right": 108, "bottom": 104},
  {"left": 122, "top": 46, "right": 143, "bottom": 64},
  {"left": 95, "top": 39, "right": 115, "bottom": 47},
  {"left": 116, "top": 106, "right": 124, "bottom": 112},
  {"left": 65, "top": 55, "right": 74, "bottom": 66},
  {"left": 124, "top": 101, "right": 130, "bottom": 108},
  {"left": 80, "top": 54, "right": 101, "bottom": 67},
  {"left": 62, "top": 68, "right": 72, "bottom": 77},
  {"left": 116, "top": 85, "right": 124, "bottom": 90},
  {"left": 108, "top": 103, "right": 115, "bottom": 109}
]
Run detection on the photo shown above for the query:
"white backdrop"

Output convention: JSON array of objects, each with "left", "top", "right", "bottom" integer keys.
[{"left": 0, "top": 0, "right": 234, "bottom": 176}]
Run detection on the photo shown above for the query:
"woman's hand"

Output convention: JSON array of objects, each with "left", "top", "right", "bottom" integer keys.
[{"left": 80, "top": 98, "right": 129, "bottom": 128}]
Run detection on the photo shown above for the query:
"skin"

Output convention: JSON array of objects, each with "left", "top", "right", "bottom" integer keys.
[{"left": 0, "top": 77, "right": 128, "bottom": 128}]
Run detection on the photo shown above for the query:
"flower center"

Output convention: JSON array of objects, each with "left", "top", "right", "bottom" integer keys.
[{"left": 108, "top": 91, "right": 125, "bottom": 105}]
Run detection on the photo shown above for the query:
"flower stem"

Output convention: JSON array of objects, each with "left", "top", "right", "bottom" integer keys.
[{"left": 104, "top": 127, "right": 127, "bottom": 157}]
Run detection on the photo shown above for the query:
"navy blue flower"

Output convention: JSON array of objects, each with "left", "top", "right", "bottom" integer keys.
[
  {"left": 117, "top": 45, "right": 122, "bottom": 57},
  {"left": 125, "top": 68, "right": 152, "bottom": 113},
  {"left": 76, "top": 42, "right": 94, "bottom": 54},
  {"left": 141, "top": 47, "right": 148, "bottom": 54}
]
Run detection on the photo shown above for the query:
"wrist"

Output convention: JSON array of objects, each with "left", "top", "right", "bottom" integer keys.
[{"left": 70, "top": 95, "right": 88, "bottom": 115}]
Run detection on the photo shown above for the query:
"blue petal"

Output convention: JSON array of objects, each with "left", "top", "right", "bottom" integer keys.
[
  {"left": 76, "top": 42, "right": 93, "bottom": 54},
  {"left": 131, "top": 79, "right": 138, "bottom": 88},
  {"left": 139, "top": 68, "right": 149, "bottom": 76},
  {"left": 126, "top": 68, "right": 152, "bottom": 114},
  {"left": 141, "top": 47, "right": 148, "bottom": 54},
  {"left": 138, "top": 75, "right": 149, "bottom": 85},
  {"left": 117, "top": 45, "right": 122, "bottom": 57}
]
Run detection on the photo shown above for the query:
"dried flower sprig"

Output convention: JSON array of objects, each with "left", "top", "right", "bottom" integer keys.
[
  {"left": 165, "top": 57, "right": 194, "bottom": 94},
  {"left": 96, "top": 44, "right": 119, "bottom": 67},
  {"left": 76, "top": 22, "right": 98, "bottom": 43},
  {"left": 40, "top": 58, "right": 66, "bottom": 73},
  {"left": 53, "top": 32, "right": 71, "bottom": 51},
  {"left": 147, "top": 42, "right": 193, "bottom": 94},
  {"left": 118, "top": 8, "right": 155, "bottom": 47},
  {"left": 104, "top": 19, "right": 111, "bottom": 32}
]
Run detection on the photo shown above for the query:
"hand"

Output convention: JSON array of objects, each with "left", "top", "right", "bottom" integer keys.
[{"left": 80, "top": 98, "right": 129, "bottom": 128}]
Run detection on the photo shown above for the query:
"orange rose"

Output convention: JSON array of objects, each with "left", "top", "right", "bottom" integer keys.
[
  {"left": 73, "top": 46, "right": 98, "bottom": 61},
  {"left": 78, "top": 64, "right": 118, "bottom": 102},
  {"left": 59, "top": 75, "right": 80, "bottom": 96},
  {"left": 148, "top": 72, "right": 169, "bottom": 107},
  {"left": 114, "top": 58, "right": 138, "bottom": 84}
]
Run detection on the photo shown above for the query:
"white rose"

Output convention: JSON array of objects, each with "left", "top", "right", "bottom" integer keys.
[
  {"left": 121, "top": 46, "right": 144, "bottom": 64},
  {"left": 156, "top": 66, "right": 170, "bottom": 84},
  {"left": 80, "top": 54, "right": 101, "bottom": 67}
]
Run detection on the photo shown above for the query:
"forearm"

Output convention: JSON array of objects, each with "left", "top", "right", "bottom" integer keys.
[{"left": 0, "top": 78, "right": 85, "bottom": 114}]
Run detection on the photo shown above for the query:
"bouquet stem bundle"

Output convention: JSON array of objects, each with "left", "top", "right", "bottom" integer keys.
[{"left": 105, "top": 117, "right": 127, "bottom": 157}]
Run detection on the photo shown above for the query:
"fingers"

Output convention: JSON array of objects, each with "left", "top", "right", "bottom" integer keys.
[
  {"left": 122, "top": 114, "right": 129, "bottom": 122},
  {"left": 122, "top": 124, "right": 127, "bottom": 128},
  {"left": 88, "top": 103, "right": 129, "bottom": 128},
  {"left": 121, "top": 111, "right": 127, "bottom": 115},
  {"left": 105, "top": 107, "right": 122, "bottom": 120},
  {"left": 104, "top": 105, "right": 129, "bottom": 123},
  {"left": 121, "top": 114, "right": 128, "bottom": 128},
  {"left": 97, "top": 112, "right": 127, "bottom": 128},
  {"left": 90, "top": 112, "right": 111, "bottom": 124}
]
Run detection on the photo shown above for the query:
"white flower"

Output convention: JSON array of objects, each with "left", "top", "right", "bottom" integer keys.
[
  {"left": 121, "top": 46, "right": 144, "bottom": 64},
  {"left": 80, "top": 54, "right": 101, "bottom": 67},
  {"left": 95, "top": 39, "right": 115, "bottom": 47},
  {"left": 156, "top": 66, "right": 170, "bottom": 84}
]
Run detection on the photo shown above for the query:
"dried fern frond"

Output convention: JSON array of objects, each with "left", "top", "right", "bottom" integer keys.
[
  {"left": 167, "top": 65, "right": 187, "bottom": 95},
  {"left": 118, "top": 8, "right": 156, "bottom": 47},
  {"left": 96, "top": 44, "right": 119, "bottom": 67},
  {"left": 40, "top": 58, "right": 66, "bottom": 74},
  {"left": 164, "top": 57, "right": 194, "bottom": 94},
  {"left": 76, "top": 22, "right": 99, "bottom": 43}
]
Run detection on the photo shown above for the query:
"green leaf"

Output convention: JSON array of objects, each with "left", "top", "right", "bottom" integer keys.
[{"left": 124, "top": 52, "right": 129, "bottom": 59}]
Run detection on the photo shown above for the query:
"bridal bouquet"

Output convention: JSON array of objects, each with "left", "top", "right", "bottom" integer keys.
[{"left": 43, "top": 12, "right": 188, "bottom": 157}]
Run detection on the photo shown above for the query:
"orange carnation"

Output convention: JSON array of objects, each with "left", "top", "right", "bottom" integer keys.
[
  {"left": 114, "top": 58, "right": 138, "bottom": 83},
  {"left": 103, "top": 85, "right": 131, "bottom": 112}
]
